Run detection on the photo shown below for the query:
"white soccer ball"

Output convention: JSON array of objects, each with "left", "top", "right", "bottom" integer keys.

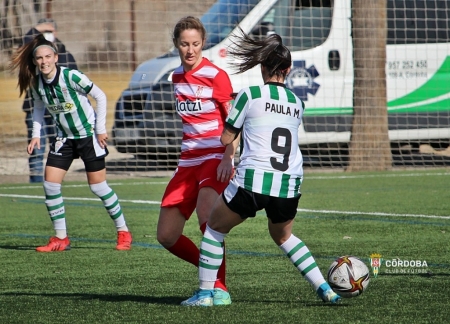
[{"left": 327, "top": 255, "right": 370, "bottom": 298}]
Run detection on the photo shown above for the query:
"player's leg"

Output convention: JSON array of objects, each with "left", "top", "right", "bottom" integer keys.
[
  {"left": 81, "top": 136, "right": 132, "bottom": 250},
  {"left": 197, "top": 186, "right": 229, "bottom": 292},
  {"left": 181, "top": 194, "right": 243, "bottom": 306},
  {"left": 182, "top": 181, "right": 250, "bottom": 307},
  {"left": 267, "top": 197, "right": 341, "bottom": 304},
  {"left": 157, "top": 167, "right": 200, "bottom": 264},
  {"left": 36, "top": 136, "right": 75, "bottom": 252},
  {"left": 86, "top": 164, "right": 132, "bottom": 250},
  {"left": 196, "top": 159, "right": 232, "bottom": 292},
  {"left": 37, "top": 164, "right": 70, "bottom": 252}
]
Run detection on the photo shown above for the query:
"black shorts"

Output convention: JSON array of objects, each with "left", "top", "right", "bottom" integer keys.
[
  {"left": 46, "top": 136, "right": 108, "bottom": 172},
  {"left": 222, "top": 183, "right": 301, "bottom": 224}
]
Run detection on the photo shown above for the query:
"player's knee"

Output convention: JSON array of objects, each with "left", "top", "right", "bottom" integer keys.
[
  {"left": 43, "top": 180, "right": 61, "bottom": 195},
  {"left": 156, "top": 230, "right": 177, "bottom": 248},
  {"left": 89, "top": 181, "right": 109, "bottom": 197}
]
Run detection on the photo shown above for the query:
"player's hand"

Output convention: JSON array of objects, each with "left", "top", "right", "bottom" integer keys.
[
  {"left": 27, "top": 138, "right": 40, "bottom": 154},
  {"left": 97, "top": 133, "right": 108, "bottom": 149},
  {"left": 217, "top": 158, "right": 234, "bottom": 182}
]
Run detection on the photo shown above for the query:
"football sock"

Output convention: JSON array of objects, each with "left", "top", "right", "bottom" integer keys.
[
  {"left": 167, "top": 224, "right": 228, "bottom": 290},
  {"left": 199, "top": 225, "right": 227, "bottom": 290},
  {"left": 167, "top": 234, "right": 200, "bottom": 266},
  {"left": 43, "top": 181, "right": 67, "bottom": 239},
  {"left": 90, "top": 181, "right": 128, "bottom": 230},
  {"left": 279, "top": 234, "right": 326, "bottom": 291},
  {"left": 200, "top": 222, "right": 227, "bottom": 289},
  {"left": 55, "top": 229, "right": 67, "bottom": 240}
]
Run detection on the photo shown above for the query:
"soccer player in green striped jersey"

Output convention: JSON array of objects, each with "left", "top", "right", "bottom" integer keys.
[
  {"left": 181, "top": 30, "right": 341, "bottom": 306},
  {"left": 10, "top": 34, "right": 132, "bottom": 252}
]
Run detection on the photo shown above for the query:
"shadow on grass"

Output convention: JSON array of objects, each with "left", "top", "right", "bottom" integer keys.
[
  {"left": 0, "top": 291, "right": 181, "bottom": 305},
  {"left": 0, "top": 244, "right": 112, "bottom": 251},
  {"left": 0, "top": 245, "right": 36, "bottom": 251},
  {"left": 1, "top": 291, "right": 352, "bottom": 306}
]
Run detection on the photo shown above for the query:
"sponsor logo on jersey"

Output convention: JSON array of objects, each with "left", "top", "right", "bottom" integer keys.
[
  {"left": 175, "top": 98, "right": 203, "bottom": 114},
  {"left": 47, "top": 102, "right": 75, "bottom": 113}
]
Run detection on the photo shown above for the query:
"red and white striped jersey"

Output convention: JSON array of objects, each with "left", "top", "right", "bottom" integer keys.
[{"left": 172, "top": 57, "right": 233, "bottom": 167}]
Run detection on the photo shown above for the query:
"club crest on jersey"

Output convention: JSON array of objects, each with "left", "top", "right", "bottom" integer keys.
[
  {"left": 175, "top": 98, "right": 203, "bottom": 114},
  {"left": 195, "top": 86, "right": 204, "bottom": 98}
]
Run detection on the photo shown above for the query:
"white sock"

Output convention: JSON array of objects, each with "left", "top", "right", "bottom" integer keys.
[
  {"left": 43, "top": 181, "right": 67, "bottom": 238},
  {"left": 90, "top": 181, "right": 128, "bottom": 230},
  {"left": 279, "top": 234, "right": 326, "bottom": 291},
  {"left": 199, "top": 225, "right": 227, "bottom": 290}
]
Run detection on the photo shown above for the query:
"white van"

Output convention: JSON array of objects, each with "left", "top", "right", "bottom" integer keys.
[{"left": 112, "top": 0, "right": 450, "bottom": 161}]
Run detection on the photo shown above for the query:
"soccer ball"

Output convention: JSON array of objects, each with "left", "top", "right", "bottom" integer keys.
[{"left": 327, "top": 255, "right": 370, "bottom": 298}]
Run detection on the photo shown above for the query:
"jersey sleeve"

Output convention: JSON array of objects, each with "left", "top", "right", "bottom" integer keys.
[
  {"left": 31, "top": 98, "right": 46, "bottom": 138},
  {"left": 212, "top": 69, "right": 233, "bottom": 118},
  {"left": 89, "top": 84, "right": 107, "bottom": 134},
  {"left": 67, "top": 69, "right": 94, "bottom": 94},
  {"left": 226, "top": 88, "right": 249, "bottom": 130}
]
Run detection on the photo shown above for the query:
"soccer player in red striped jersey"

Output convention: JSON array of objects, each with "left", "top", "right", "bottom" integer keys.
[{"left": 156, "top": 16, "right": 239, "bottom": 305}]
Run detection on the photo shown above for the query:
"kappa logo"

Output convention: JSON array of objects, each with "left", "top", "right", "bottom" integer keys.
[
  {"left": 53, "top": 137, "right": 66, "bottom": 154},
  {"left": 286, "top": 60, "right": 320, "bottom": 101}
]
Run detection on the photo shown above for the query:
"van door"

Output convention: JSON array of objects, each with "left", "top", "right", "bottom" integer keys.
[
  {"left": 210, "top": 0, "right": 354, "bottom": 145},
  {"left": 286, "top": 0, "right": 353, "bottom": 144}
]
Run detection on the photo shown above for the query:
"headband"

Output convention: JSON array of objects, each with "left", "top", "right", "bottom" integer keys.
[{"left": 33, "top": 45, "right": 57, "bottom": 56}]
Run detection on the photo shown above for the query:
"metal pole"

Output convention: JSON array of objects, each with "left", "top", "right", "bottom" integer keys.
[{"left": 130, "top": 0, "right": 137, "bottom": 71}]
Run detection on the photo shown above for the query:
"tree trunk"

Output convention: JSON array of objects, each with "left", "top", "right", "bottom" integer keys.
[{"left": 348, "top": 0, "right": 392, "bottom": 171}]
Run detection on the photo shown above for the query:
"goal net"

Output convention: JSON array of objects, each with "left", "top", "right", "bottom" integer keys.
[{"left": 1, "top": 0, "right": 449, "bottom": 182}]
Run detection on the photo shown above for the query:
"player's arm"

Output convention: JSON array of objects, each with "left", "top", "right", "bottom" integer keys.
[
  {"left": 221, "top": 123, "right": 240, "bottom": 146},
  {"left": 88, "top": 84, "right": 108, "bottom": 148},
  {"left": 27, "top": 99, "right": 46, "bottom": 154},
  {"left": 217, "top": 126, "right": 240, "bottom": 182}
]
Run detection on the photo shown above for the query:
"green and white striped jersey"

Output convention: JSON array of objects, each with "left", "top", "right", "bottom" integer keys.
[
  {"left": 226, "top": 83, "right": 305, "bottom": 198},
  {"left": 30, "top": 66, "right": 95, "bottom": 139}
]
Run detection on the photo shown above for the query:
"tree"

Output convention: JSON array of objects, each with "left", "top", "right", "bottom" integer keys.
[{"left": 348, "top": 0, "right": 392, "bottom": 171}]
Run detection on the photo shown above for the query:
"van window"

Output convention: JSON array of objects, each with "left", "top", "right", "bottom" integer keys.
[
  {"left": 387, "top": 0, "right": 450, "bottom": 44},
  {"left": 251, "top": 0, "right": 333, "bottom": 51},
  {"left": 202, "top": 0, "right": 260, "bottom": 49}
]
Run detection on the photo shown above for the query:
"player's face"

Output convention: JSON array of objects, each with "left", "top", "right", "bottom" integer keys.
[
  {"left": 33, "top": 46, "right": 58, "bottom": 80},
  {"left": 175, "top": 29, "right": 204, "bottom": 72}
]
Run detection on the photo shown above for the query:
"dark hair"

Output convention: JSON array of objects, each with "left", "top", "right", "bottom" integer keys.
[
  {"left": 172, "top": 16, "right": 207, "bottom": 46},
  {"left": 9, "top": 34, "right": 58, "bottom": 96},
  {"left": 37, "top": 18, "right": 57, "bottom": 30},
  {"left": 227, "top": 27, "right": 291, "bottom": 79}
]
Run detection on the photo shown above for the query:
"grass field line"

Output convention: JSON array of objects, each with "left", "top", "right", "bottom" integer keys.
[
  {"left": 2, "top": 193, "right": 450, "bottom": 220},
  {"left": 1, "top": 171, "right": 450, "bottom": 190},
  {"left": 0, "top": 181, "right": 169, "bottom": 190},
  {"left": 0, "top": 193, "right": 160, "bottom": 205}
]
